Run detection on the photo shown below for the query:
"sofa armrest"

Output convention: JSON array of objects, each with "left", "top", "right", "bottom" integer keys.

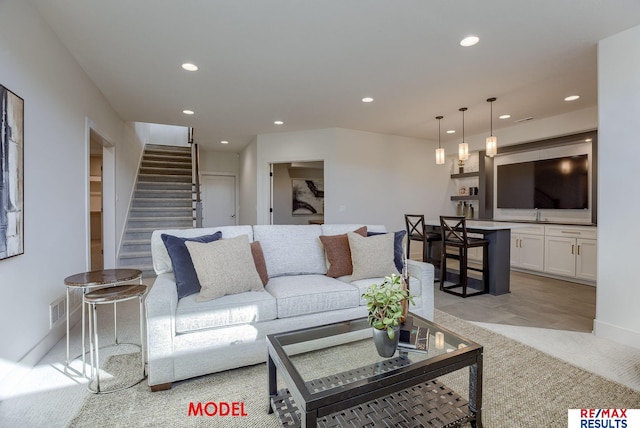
[
  {"left": 145, "top": 273, "right": 178, "bottom": 386},
  {"left": 407, "top": 259, "right": 435, "bottom": 321}
]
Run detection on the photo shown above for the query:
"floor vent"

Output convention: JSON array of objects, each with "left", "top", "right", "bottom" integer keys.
[{"left": 49, "top": 297, "right": 66, "bottom": 329}]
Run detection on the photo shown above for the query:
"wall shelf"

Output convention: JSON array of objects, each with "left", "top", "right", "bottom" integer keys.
[
  {"left": 450, "top": 171, "right": 479, "bottom": 179},
  {"left": 450, "top": 196, "right": 479, "bottom": 201}
]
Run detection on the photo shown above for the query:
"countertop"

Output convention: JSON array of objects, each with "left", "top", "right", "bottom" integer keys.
[
  {"left": 425, "top": 219, "right": 597, "bottom": 229},
  {"left": 473, "top": 219, "right": 597, "bottom": 227},
  {"left": 425, "top": 220, "right": 528, "bottom": 230}
]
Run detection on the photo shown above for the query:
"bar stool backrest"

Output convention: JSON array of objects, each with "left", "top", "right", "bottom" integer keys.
[
  {"left": 439, "top": 216, "right": 469, "bottom": 245},
  {"left": 405, "top": 214, "right": 426, "bottom": 240}
]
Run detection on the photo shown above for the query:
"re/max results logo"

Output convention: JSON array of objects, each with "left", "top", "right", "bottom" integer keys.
[{"left": 568, "top": 409, "right": 640, "bottom": 428}]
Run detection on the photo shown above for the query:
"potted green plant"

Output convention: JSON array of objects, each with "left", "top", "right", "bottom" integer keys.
[{"left": 362, "top": 273, "right": 415, "bottom": 357}]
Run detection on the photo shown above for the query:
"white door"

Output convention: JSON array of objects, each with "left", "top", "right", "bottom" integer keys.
[{"left": 201, "top": 175, "right": 236, "bottom": 227}]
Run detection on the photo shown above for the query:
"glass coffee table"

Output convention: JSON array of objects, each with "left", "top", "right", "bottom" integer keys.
[{"left": 267, "top": 312, "right": 483, "bottom": 428}]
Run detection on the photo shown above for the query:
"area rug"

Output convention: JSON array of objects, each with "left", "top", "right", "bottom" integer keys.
[{"left": 67, "top": 310, "right": 640, "bottom": 427}]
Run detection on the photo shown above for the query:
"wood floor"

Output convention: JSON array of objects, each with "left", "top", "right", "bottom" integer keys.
[{"left": 434, "top": 269, "right": 596, "bottom": 332}]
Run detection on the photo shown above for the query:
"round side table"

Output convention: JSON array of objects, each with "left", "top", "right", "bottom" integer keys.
[
  {"left": 85, "top": 284, "right": 148, "bottom": 393},
  {"left": 64, "top": 268, "right": 142, "bottom": 377}
]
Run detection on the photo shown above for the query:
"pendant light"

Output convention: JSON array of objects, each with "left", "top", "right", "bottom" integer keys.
[
  {"left": 435, "top": 115, "right": 445, "bottom": 165},
  {"left": 486, "top": 97, "right": 497, "bottom": 157},
  {"left": 458, "top": 107, "right": 469, "bottom": 161}
]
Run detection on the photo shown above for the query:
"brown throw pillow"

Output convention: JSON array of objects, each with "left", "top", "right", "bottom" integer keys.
[
  {"left": 319, "top": 226, "right": 367, "bottom": 278},
  {"left": 250, "top": 241, "right": 269, "bottom": 286}
]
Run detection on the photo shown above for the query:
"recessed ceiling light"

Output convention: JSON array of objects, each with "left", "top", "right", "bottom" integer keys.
[
  {"left": 564, "top": 95, "right": 580, "bottom": 101},
  {"left": 585, "top": 138, "right": 592, "bottom": 142},
  {"left": 183, "top": 110, "right": 194, "bottom": 115},
  {"left": 220, "top": 140, "right": 229, "bottom": 144},
  {"left": 446, "top": 130, "right": 456, "bottom": 134},
  {"left": 499, "top": 114, "right": 511, "bottom": 120},
  {"left": 460, "top": 36, "right": 479, "bottom": 47},
  {"left": 274, "top": 120, "right": 284, "bottom": 125},
  {"left": 362, "top": 97, "right": 374, "bottom": 103},
  {"left": 181, "top": 63, "right": 198, "bottom": 71}
]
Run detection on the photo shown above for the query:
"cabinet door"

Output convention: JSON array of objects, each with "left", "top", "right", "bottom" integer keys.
[
  {"left": 544, "top": 236, "right": 576, "bottom": 277},
  {"left": 519, "top": 234, "right": 544, "bottom": 271},
  {"left": 510, "top": 234, "right": 520, "bottom": 267},
  {"left": 467, "top": 246, "right": 482, "bottom": 262},
  {"left": 576, "top": 238, "right": 597, "bottom": 281}
]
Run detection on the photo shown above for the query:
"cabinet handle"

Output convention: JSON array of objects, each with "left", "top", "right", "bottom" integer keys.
[
  {"left": 562, "top": 230, "right": 581, "bottom": 235},
  {"left": 577, "top": 245, "right": 580, "bottom": 256},
  {"left": 571, "top": 244, "right": 575, "bottom": 255}
]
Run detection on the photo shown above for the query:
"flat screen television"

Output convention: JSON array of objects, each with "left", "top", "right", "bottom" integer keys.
[{"left": 496, "top": 155, "right": 589, "bottom": 209}]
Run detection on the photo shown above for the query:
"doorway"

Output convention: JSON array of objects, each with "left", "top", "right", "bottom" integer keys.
[
  {"left": 89, "top": 135, "right": 103, "bottom": 270},
  {"left": 270, "top": 161, "right": 324, "bottom": 225},
  {"left": 201, "top": 174, "right": 237, "bottom": 227}
]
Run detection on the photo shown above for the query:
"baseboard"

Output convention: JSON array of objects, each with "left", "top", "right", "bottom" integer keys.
[
  {"left": 593, "top": 319, "right": 640, "bottom": 350},
  {"left": 510, "top": 267, "right": 596, "bottom": 287},
  {"left": 0, "top": 304, "right": 82, "bottom": 398}
]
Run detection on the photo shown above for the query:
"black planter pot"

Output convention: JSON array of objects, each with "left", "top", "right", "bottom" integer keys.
[{"left": 372, "top": 325, "right": 400, "bottom": 357}]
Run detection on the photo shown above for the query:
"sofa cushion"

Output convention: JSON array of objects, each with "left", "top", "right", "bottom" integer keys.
[
  {"left": 161, "top": 232, "right": 222, "bottom": 299},
  {"left": 253, "top": 225, "right": 326, "bottom": 277},
  {"left": 349, "top": 275, "right": 422, "bottom": 306},
  {"left": 348, "top": 232, "right": 399, "bottom": 281},
  {"left": 250, "top": 241, "right": 269, "bottom": 286},
  {"left": 152, "top": 226, "right": 254, "bottom": 275},
  {"left": 319, "top": 226, "right": 367, "bottom": 278},
  {"left": 367, "top": 230, "right": 407, "bottom": 272},
  {"left": 175, "top": 290, "right": 277, "bottom": 334},
  {"left": 186, "top": 235, "right": 264, "bottom": 302},
  {"left": 265, "top": 275, "right": 359, "bottom": 318}
]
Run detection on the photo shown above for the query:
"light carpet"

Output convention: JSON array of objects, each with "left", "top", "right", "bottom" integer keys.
[{"left": 68, "top": 310, "right": 640, "bottom": 427}]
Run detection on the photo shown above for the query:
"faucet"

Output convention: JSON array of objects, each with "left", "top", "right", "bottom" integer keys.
[{"left": 535, "top": 209, "right": 542, "bottom": 222}]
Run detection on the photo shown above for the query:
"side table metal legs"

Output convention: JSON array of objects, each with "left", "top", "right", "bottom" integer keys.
[
  {"left": 86, "top": 284, "right": 147, "bottom": 394},
  {"left": 63, "top": 268, "right": 143, "bottom": 378}
]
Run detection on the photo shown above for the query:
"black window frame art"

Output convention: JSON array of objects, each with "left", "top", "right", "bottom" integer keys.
[{"left": 0, "top": 83, "right": 24, "bottom": 261}]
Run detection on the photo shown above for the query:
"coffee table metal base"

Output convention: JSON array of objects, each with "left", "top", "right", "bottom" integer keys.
[{"left": 271, "top": 378, "right": 471, "bottom": 428}]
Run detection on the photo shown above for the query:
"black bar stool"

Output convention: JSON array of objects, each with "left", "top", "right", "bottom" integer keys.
[
  {"left": 404, "top": 214, "right": 441, "bottom": 266},
  {"left": 439, "top": 216, "right": 489, "bottom": 298}
]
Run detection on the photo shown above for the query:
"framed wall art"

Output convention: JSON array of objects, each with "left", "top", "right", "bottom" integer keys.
[
  {"left": 292, "top": 179, "right": 324, "bottom": 215},
  {"left": 0, "top": 84, "right": 24, "bottom": 260}
]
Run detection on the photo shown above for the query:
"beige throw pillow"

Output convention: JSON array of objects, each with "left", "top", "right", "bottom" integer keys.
[
  {"left": 347, "top": 232, "right": 399, "bottom": 281},
  {"left": 186, "top": 235, "right": 264, "bottom": 302}
]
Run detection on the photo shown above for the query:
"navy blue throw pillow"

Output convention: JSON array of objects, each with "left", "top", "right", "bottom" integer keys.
[
  {"left": 161, "top": 232, "right": 223, "bottom": 299},
  {"left": 367, "top": 230, "right": 407, "bottom": 272}
]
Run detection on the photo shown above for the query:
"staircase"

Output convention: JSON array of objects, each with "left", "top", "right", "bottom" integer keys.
[{"left": 118, "top": 144, "right": 195, "bottom": 277}]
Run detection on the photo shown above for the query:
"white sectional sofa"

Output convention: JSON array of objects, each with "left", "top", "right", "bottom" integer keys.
[{"left": 145, "top": 224, "right": 435, "bottom": 390}]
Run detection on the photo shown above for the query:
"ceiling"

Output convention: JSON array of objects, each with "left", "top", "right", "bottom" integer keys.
[{"left": 33, "top": 0, "right": 640, "bottom": 152}]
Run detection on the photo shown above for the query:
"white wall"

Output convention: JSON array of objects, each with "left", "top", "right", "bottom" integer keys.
[
  {"left": 254, "top": 128, "right": 449, "bottom": 231},
  {"left": 332, "top": 129, "right": 449, "bottom": 231},
  {"left": 199, "top": 150, "right": 239, "bottom": 175},
  {"left": 0, "top": 0, "right": 128, "bottom": 371},
  {"left": 148, "top": 123, "right": 189, "bottom": 147},
  {"left": 448, "top": 107, "right": 598, "bottom": 156},
  {"left": 238, "top": 138, "right": 258, "bottom": 225},
  {"left": 595, "top": 24, "right": 640, "bottom": 349}
]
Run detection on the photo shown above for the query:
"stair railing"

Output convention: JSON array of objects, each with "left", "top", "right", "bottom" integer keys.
[{"left": 189, "top": 128, "right": 203, "bottom": 227}]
